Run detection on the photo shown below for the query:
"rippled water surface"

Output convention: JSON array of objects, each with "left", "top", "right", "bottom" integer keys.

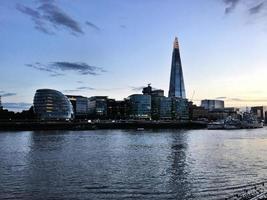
[{"left": 1, "top": 128, "right": 267, "bottom": 199}]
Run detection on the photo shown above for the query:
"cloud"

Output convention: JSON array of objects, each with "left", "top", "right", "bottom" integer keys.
[
  {"left": 16, "top": 0, "right": 85, "bottom": 35},
  {"left": 130, "top": 86, "right": 145, "bottom": 92},
  {"left": 85, "top": 21, "right": 101, "bottom": 31},
  {"left": 120, "top": 25, "right": 127, "bottom": 29},
  {"left": 214, "top": 96, "right": 267, "bottom": 102},
  {"left": 62, "top": 89, "right": 80, "bottom": 93},
  {"left": 0, "top": 91, "right": 17, "bottom": 97},
  {"left": 223, "top": 0, "right": 240, "bottom": 14},
  {"left": 249, "top": 2, "right": 265, "bottom": 15},
  {"left": 76, "top": 86, "right": 95, "bottom": 90},
  {"left": 216, "top": 97, "right": 227, "bottom": 100},
  {"left": 27, "top": 62, "right": 106, "bottom": 76},
  {"left": 222, "top": 0, "right": 266, "bottom": 15},
  {"left": 2, "top": 103, "right": 32, "bottom": 112}
]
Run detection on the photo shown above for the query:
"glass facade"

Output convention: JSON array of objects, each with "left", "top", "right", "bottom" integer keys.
[
  {"left": 129, "top": 94, "right": 151, "bottom": 119},
  {"left": 88, "top": 96, "right": 108, "bottom": 118},
  {"left": 33, "top": 89, "right": 73, "bottom": 120},
  {"left": 168, "top": 37, "right": 186, "bottom": 98},
  {"left": 201, "top": 100, "right": 224, "bottom": 111},
  {"left": 76, "top": 96, "right": 89, "bottom": 116},
  {"left": 160, "top": 97, "right": 172, "bottom": 119},
  {"left": 172, "top": 97, "right": 189, "bottom": 120}
]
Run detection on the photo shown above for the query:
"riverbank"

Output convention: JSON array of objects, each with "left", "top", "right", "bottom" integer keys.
[{"left": 0, "top": 120, "right": 207, "bottom": 131}]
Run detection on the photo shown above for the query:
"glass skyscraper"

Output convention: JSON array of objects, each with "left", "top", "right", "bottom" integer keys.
[{"left": 168, "top": 37, "right": 186, "bottom": 99}]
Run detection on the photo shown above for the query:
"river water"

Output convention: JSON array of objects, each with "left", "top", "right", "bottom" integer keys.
[{"left": 1, "top": 128, "right": 267, "bottom": 200}]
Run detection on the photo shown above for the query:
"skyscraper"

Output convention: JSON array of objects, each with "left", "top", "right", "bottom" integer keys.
[{"left": 168, "top": 37, "right": 186, "bottom": 98}]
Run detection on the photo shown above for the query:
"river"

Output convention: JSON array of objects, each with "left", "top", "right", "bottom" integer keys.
[{"left": 1, "top": 128, "right": 267, "bottom": 199}]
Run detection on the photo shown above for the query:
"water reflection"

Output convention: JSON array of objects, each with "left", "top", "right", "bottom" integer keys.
[{"left": 1, "top": 128, "right": 267, "bottom": 199}]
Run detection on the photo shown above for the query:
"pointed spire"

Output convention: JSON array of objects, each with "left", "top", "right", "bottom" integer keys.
[{"left": 173, "top": 37, "right": 179, "bottom": 49}]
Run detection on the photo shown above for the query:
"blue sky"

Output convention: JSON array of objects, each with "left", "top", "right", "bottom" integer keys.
[{"left": 1, "top": 0, "right": 267, "bottom": 111}]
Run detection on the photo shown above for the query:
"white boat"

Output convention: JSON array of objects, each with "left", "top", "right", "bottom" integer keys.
[{"left": 207, "top": 121, "right": 224, "bottom": 130}]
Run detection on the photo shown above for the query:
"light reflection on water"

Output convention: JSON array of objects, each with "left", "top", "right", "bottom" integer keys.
[{"left": 0, "top": 128, "right": 267, "bottom": 199}]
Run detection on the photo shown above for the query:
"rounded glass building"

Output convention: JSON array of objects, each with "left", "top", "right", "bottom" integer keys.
[{"left": 33, "top": 89, "right": 73, "bottom": 120}]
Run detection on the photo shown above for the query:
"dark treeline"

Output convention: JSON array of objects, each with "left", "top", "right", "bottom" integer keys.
[{"left": 0, "top": 106, "right": 36, "bottom": 121}]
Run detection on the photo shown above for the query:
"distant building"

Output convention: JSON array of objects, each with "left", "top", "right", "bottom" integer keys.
[
  {"left": 251, "top": 106, "right": 267, "bottom": 123},
  {"left": 128, "top": 94, "right": 151, "bottom": 119},
  {"left": 142, "top": 84, "right": 164, "bottom": 97},
  {"left": 107, "top": 99, "right": 130, "bottom": 119},
  {"left": 33, "top": 89, "right": 73, "bottom": 120},
  {"left": 189, "top": 105, "right": 208, "bottom": 120},
  {"left": 88, "top": 96, "right": 108, "bottom": 119},
  {"left": 159, "top": 97, "right": 173, "bottom": 120},
  {"left": 168, "top": 37, "right": 186, "bottom": 98},
  {"left": 201, "top": 99, "right": 224, "bottom": 111},
  {"left": 0, "top": 96, "right": 2, "bottom": 110},
  {"left": 172, "top": 97, "right": 189, "bottom": 120},
  {"left": 66, "top": 95, "right": 89, "bottom": 118}
]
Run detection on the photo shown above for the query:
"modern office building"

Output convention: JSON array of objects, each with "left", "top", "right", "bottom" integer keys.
[
  {"left": 88, "top": 96, "right": 108, "bottom": 119},
  {"left": 168, "top": 37, "right": 186, "bottom": 98},
  {"left": 159, "top": 97, "right": 173, "bottom": 119},
  {"left": 33, "top": 89, "right": 73, "bottom": 120},
  {"left": 66, "top": 95, "right": 89, "bottom": 118},
  {"left": 172, "top": 97, "right": 189, "bottom": 120},
  {"left": 142, "top": 84, "right": 164, "bottom": 97},
  {"left": 128, "top": 94, "right": 151, "bottom": 119},
  {"left": 142, "top": 84, "right": 164, "bottom": 120},
  {"left": 107, "top": 99, "right": 131, "bottom": 119},
  {"left": 201, "top": 99, "right": 224, "bottom": 111},
  {"left": 251, "top": 106, "right": 267, "bottom": 123}
]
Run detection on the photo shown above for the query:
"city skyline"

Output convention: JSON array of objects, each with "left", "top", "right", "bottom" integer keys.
[{"left": 1, "top": 0, "right": 267, "bottom": 111}]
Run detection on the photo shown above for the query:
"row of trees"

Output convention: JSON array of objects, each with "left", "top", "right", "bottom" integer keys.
[{"left": 0, "top": 107, "right": 36, "bottom": 121}]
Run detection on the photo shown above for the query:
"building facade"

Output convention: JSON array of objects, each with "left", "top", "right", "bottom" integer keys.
[
  {"left": 33, "top": 89, "right": 73, "bottom": 120},
  {"left": 201, "top": 99, "right": 224, "bottom": 111},
  {"left": 251, "top": 106, "right": 267, "bottom": 123},
  {"left": 172, "top": 97, "right": 189, "bottom": 120},
  {"left": 107, "top": 99, "right": 131, "bottom": 119},
  {"left": 128, "top": 94, "right": 151, "bottom": 119},
  {"left": 159, "top": 97, "right": 173, "bottom": 119},
  {"left": 88, "top": 96, "right": 108, "bottom": 119},
  {"left": 168, "top": 37, "right": 186, "bottom": 98},
  {"left": 67, "top": 95, "right": 89, "bottom": 118}
]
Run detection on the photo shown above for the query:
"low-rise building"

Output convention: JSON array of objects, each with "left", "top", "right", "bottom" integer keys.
[
  {"left": 128, "top": 94, "right": 151, "bottom": 119},
  {"left": 201, "top": 99, "right": 224, "bottom": 111},
  {"left": 107, "top": 99, "right": 130, "bottom": 119},
  {"left": 67, "top": 95, "right": 89, "bottom": 118},
  {"left": 88, "top": 96, "right": 108, "bottom": 119},
  {"left": 172, "top": 97, "right": 190, "bottom": 120},
  {"left": 251, "top": 106, "right": 267, "bottom": 123}
]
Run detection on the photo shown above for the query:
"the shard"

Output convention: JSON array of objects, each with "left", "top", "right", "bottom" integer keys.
[{"left": 168, "top": 37, "right": 186, "bottom": 98}]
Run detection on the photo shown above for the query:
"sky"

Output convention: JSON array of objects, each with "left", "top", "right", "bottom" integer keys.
[{"left": 1, "top": 0, "right": 267, "bottom": 111}]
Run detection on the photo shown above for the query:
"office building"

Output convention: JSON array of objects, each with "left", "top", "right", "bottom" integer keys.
[
  {"left": 168, "top": 37, "right": 186, "bottom": 98},
  {"left": 159, "top": 97, "right": 173, "bottom": 119},
  {"left": 66, "top": 95, "right": 89, "bottom": 118},
  {"left": 128, "top": 94, "right": 151, "bottom": 119},
  {"left": 88, "top": 96, "right": 108, "bottom": 119},
  {"left": 201, "top": 99, "right": 224, "bottom": 111},
  {"left": 107, "top": 99, "right": 131, "bottom": 119},
  {"left": 33, "top": 89, "right": 73, "bottom": 120},
  {"left": 142, "top": 84, "right": 164, "bottom": 97},
  {"left": 172, "top": 97, "right": 189, "bottom": 120},
  {"left": 251, "top": 106, "right": 267, "bottom": 123}
]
